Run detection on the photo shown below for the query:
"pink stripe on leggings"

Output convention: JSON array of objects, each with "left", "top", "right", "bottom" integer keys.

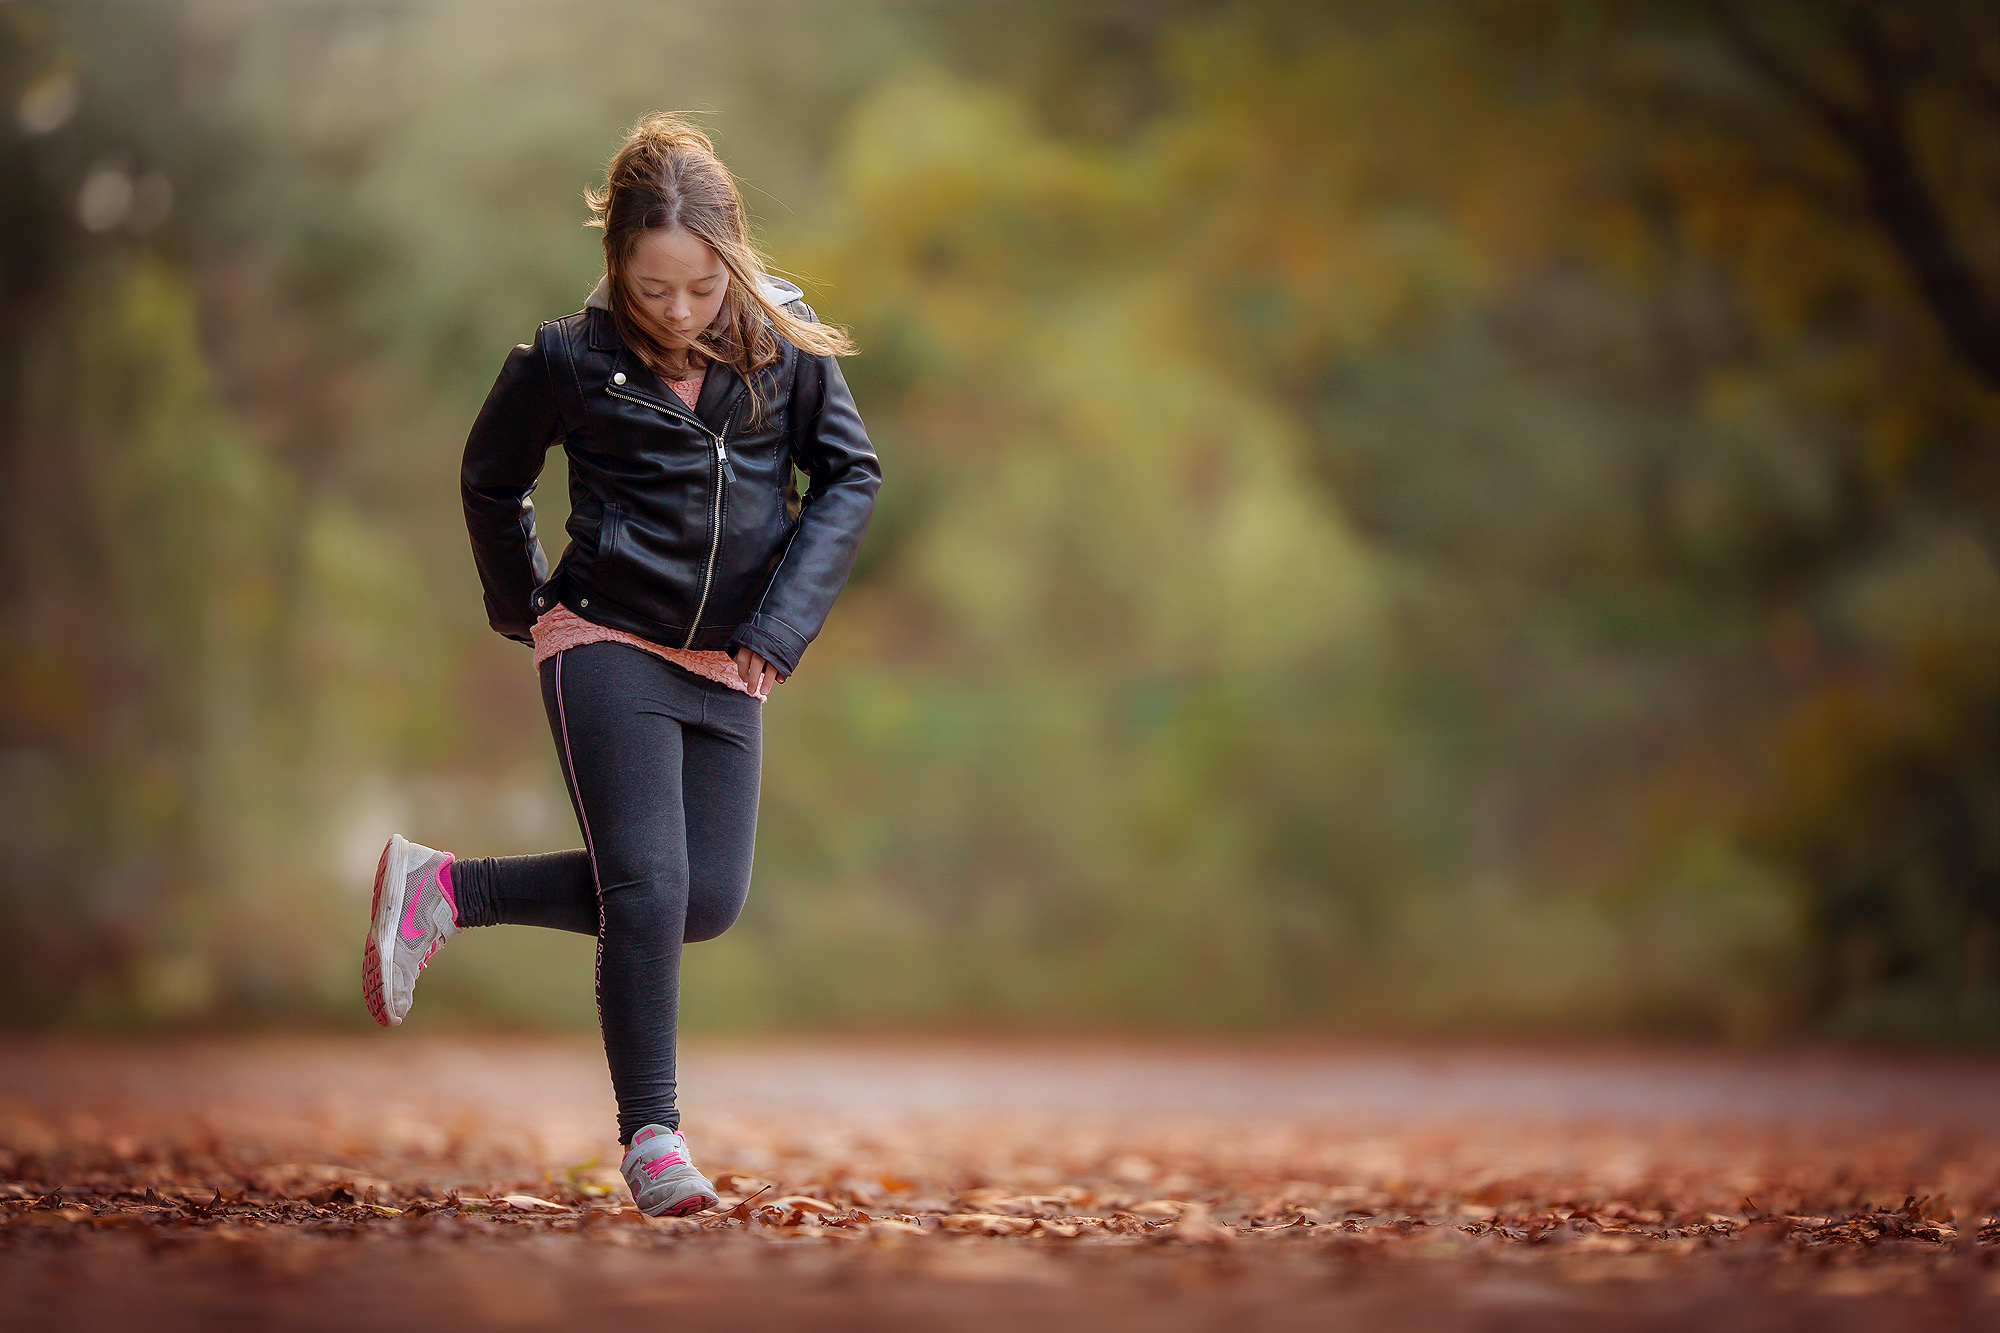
[{"left": 554, "top": 652, "right": 610, "bottom": 1040}]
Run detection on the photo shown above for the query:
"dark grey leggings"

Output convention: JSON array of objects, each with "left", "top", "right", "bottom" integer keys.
[{"left": 451, "top": 640, "right": 761, "bottom": 1144}]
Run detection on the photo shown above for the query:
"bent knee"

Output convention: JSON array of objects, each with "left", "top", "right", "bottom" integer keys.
[{"left": 682, "top": 887, "right": 747, "bottom": 943}]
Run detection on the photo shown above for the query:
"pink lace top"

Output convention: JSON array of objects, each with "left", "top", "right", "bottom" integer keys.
[{"left": 529, "top": 369, "right": 770, "bottom": 702}]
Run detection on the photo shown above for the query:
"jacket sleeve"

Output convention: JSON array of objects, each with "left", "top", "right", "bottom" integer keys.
[
  {"left": 729, "top": 326, "right": 881, "bottom": 677},
  {"left": 461, "top": 329, "right": 563, "bottom": 644}
]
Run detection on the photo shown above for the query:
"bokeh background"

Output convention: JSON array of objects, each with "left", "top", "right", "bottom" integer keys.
[{"left": 2, "top": 0, "right": 1996, "bottom": 1043}]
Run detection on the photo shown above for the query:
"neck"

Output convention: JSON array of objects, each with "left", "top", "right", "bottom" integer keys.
[{"left": 640, "top": 331, "right": 702, "bottom": 380}]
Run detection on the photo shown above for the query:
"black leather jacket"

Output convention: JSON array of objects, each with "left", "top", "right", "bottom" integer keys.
[{"left": 461, "top": 277, "right": 880, "bottom": 678}]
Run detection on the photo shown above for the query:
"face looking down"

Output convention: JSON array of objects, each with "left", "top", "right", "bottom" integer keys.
[{"left": 625, "top": 226, "right": 729, "bottom": 354}]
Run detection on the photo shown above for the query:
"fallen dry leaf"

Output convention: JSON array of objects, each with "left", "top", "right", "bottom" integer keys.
[
  {"left": 770, "top": 1195, "right": 838, "bottom": 1214},
  {"left": 1171, "top": 1204, "right": 1232, "bottom": 1244},
  {"left": 939, "top": 1213, "right": 1037, "bottom": 1236},
  {"left": 1130, "top": 1199, "right": 1192, "bottom": 1218},
  {"left": 498, "top": 1194, "right": 569, "bottom": 1213}
]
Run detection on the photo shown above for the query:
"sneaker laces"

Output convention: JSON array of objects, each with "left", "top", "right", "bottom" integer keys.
[{"left": 641, "top": 1150, "right": 688, "bottom": 1178}]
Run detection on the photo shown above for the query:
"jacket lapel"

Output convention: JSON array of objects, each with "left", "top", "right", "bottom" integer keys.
[
  {"left": 586, "top": 305, "right": 621, "bottom": 353},
  {"left": 587, "top": 284, "right": 748, "bottom": 433},
  {"left": 694, "top": 357, "right": 745, "bottom": 434}
]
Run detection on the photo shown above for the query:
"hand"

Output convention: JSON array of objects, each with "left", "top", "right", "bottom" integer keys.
[{"left": 732, "top": 647, "right": 783, "bottom": 696}]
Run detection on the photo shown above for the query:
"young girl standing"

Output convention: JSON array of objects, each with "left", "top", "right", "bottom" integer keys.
[{"left": 360, "top": 115, "right": 879, "bottom": 1216}]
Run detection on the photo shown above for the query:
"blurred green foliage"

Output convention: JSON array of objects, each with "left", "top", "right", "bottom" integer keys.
[{"left": 2, "top": 0, "right": 1997, "bottom": 1040}]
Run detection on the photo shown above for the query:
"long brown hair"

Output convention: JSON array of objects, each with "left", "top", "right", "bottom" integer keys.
[{"left": 585, "top": 113, "right": 854, "bottom": 423}]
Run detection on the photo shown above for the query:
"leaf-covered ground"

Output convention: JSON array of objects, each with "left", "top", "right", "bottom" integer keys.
[{"left": 4, "top": 1037, "right": 1999, "bottom": 1330}]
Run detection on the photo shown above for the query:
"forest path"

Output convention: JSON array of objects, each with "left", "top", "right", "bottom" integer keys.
[{"left": 3, "top": 1036, "right": 1997, "bottom": 1330}]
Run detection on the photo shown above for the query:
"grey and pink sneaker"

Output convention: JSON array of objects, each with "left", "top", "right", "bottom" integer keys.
[
  {"left": 620, "top": 1125, "right": 719, "bottom": 1217},
  {"left": 362, "top": 834, "right": 459, "bottom": 1028}
]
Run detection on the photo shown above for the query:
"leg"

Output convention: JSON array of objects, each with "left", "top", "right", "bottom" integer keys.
[
  {"left": 542, "top": 641, "right": 696, "bottom": 1143},
  {"left": 611, "top": 672, "right": 759, "bottom": 1218},
  {"left": 451, "top": 849, "right": 599, "bottom": 935},
  {"left": 680, "top": 693, "right": 762, "bottom": 944},
  {"left": 450, "top": 665, "right": 760, "bottom": 942},
  {"left": 362, "top": 646, "right": 752, "bottom": 1036}
]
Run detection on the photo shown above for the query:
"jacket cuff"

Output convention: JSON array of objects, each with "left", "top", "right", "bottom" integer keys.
[
  {"left": 484, "top": 594, "right": 535, "bottom": 645},
  {"left": 728, "top": 614, "right": 808, "bottom": 678}
]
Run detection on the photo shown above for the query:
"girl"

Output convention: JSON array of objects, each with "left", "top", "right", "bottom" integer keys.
[{"left": 360, "top": 114, "right": 880, "bottom": 1216}]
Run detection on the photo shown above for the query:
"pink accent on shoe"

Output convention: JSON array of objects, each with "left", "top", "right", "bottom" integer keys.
[
  {"left": 398, "top": 883, "right": 427, "bottom": 941},
  {"left": 642, "top": 1152, "right": 688, "bottom": 1178},
  {"left": 658, "top": 1193, "right": 715, "bottom": 1217},
  {"left": 435, "top": 857, "right": 458, "bottom": 919}
]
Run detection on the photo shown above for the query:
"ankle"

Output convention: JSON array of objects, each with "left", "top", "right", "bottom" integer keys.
[{"left": 436, "top": 855, "right": 460, "bottom": 927}]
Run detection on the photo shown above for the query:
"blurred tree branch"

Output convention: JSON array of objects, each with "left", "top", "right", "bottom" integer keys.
[{"left": 1703, "top": 0, "right": 2000, "bottom": 392}]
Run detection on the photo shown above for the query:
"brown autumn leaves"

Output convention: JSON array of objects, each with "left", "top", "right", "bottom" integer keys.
[
  {"left": 4, "top": 1037, "right": 2000, "bottom": 1330},
  {"left": 3, "top": 1094, "right": 1994, "bottom": 1277}
]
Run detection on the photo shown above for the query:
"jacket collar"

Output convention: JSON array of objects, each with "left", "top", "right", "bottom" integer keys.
[
  {"left": 585, "top": 273, "right": 803, "bottom": 432},
  {"left": 583, "top": 273, "right": 805, "bottom": 430}
]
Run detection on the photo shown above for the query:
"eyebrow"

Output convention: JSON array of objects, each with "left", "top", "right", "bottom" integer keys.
[{"left": 634, "top": 272, "right": 725, "bottom": 287}]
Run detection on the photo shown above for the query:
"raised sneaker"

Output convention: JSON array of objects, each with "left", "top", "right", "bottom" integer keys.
[
  {"left": 362, "top": 834, "right": 459, "bottom": 1028},
  {"left": 620, "top": 1125, "right": 719, "bottom": 1217}
]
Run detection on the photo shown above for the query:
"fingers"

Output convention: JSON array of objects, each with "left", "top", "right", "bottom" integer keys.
[{"left": 734, "top": 648, "right": 783, "bottom": 695}]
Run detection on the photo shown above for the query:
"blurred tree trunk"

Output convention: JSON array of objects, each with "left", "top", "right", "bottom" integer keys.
[{"left": 1705, "top": 1, "right": 2000, "bottom": 393}]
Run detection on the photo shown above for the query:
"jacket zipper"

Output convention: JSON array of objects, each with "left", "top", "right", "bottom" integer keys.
[
  {"left": 603, "top": 379, "right": 746, "bottom": 648},
  {"left": 682, "top": 429, "right": 731, "bottom": 647}
]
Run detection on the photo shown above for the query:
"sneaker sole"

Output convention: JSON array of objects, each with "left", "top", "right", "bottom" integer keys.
[
  {"left": 644, "top": 1191, "right": 719, "bottom": 1218},
  {"left": 361, "top": 834, "right": 414, "bottom": 1028}
]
